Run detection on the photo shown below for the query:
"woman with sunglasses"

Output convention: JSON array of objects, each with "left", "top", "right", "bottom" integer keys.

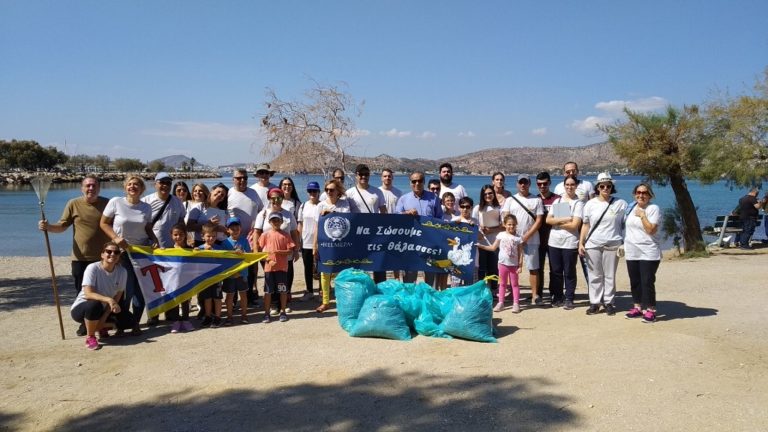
[
  {"left": 546, "top": 175, "right": 584, "bottom": 310},
  {"left": 279, "top": 177, "right": 302, "bottom": 220},
  {"left": 253, "top": 187, "right": 301, "bottom": 316},
  {"left": 70, "top": 242, "right": 136, "bottom": 350},
  {"left": 313, "top": 179, "right": 350, "bottom": 312},
  {"left": 623, "top": 183, "right": 662, "bottom": 323},
  {"left": 474, "top": 184, "right": 503, "bottom": 293},
  {"left": 578, "top": 173, "right": 627, "bottom": 316},
  {"left": 173, "top": 181, "right": 191, "bottom": 211}
]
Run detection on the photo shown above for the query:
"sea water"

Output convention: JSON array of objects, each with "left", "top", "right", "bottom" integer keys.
[{"left": 0, "top": 174, "right": 755, "bottom": 257}]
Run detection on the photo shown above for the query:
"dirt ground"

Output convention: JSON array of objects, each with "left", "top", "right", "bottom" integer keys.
[{"left": 0, "top": 250, "right": 766, "bottom": 432}]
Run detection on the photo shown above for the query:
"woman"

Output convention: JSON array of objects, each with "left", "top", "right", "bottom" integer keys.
[
  {"left": 313, "top": 179, "right": 350, "bottom": 312},
  {"left": 279, "top": 177, "right": 302, "bottom": 220},
  {"left": 173, "top": 181, "right": 192, "bottom": 212},
  {"left": 100, "top": 175, "right": 157, "bottom": 333},
  {"left": 623, "top": 183, "right": 662, "bottom": 323},
  {"left": 70, "top": 242, "right": 136, "bottom": 350},
  {"left": 578, "top": 173, "right": 627, "bottom": 316},
  {"left": 297, "top": 181, "right": 321, "bottom": 301},
  {"left": 253, "top": 187, "right": 301, "bottom": 315},
  {"left": 473, "top": 184, "right": 503, "bottom": 292},
  {"left": 491, "top": 172, "right": 512, "bottom": 207},
  {"left": 186, "top": 183, "right": 209, "bottom": 246},
  {"left": 187, "top": 183, "right": 229, "bottom": 245},
  {"left": 546, "top": 175, "right": 584, "bottom": 310}
]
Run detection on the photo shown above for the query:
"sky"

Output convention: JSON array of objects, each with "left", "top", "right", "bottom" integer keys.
[{"left": 1, "top": 0, "right": 767, "bottom": 167}]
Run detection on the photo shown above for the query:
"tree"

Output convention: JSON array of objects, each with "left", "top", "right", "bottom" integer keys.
[
  {"left": 113, "top": 158, "right": 145, "bottom": 172},
  {"left": 189, "top": 157, "right": 196, "bottom": 171},
  {"left": 600, "top": 106, "right": 706, "bottom": 252},
  {"left": 0, "top": 140, "right": 68, "bottom": 170},
  {"left": 259, "top": 80, "right": 363, "bottom": 175},
  {"left": 147, "top": 160, "right": 166, "bottom": 172},
  {"left": 698, "top": 68, "right": 768, "bottom": 186}
]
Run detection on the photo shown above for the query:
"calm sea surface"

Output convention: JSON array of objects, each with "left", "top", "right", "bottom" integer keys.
[{"left": 0, "top": 173, "right": 755, "bottom": 257}]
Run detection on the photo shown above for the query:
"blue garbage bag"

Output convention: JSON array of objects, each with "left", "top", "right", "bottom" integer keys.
[
  {"left": 335, "top": 268, "right": 377, "bottom": 332},
  {"left": 439, "top": 280, "right": 496, "bottom": 343},
  {"left": 349, "top": 295, "right": 412, "bottom": 340},
  {"left": 414, "top": 300, "right": 451, "bottom": 338}
]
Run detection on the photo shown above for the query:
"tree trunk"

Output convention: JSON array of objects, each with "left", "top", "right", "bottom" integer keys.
[{"left": 669, "top": 174, "right": 705, "bottom": 252}]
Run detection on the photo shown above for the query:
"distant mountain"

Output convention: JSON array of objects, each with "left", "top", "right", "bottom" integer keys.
[
  {"left": 269, "top": 141, "right": 627, "bottom": 175},
  {"left": 153, "top": 155, "right": 212, "bottom": 170}
]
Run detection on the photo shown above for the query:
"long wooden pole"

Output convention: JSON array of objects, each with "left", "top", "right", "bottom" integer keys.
[{"left": 40, "top": 205, "right": 66, "bottom": 340}]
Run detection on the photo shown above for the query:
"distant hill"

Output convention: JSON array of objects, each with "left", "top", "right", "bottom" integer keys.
[
  {"left": 269, "top": 141, "right": 627, "bottom": 175},
  {"left": 153, "top": 155, "right": 212, "bottom": 171}
]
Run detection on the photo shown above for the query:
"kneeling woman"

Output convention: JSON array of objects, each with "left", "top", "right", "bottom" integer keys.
[{"left": 70, "top": 242, "right": 135, "bottom": 350}]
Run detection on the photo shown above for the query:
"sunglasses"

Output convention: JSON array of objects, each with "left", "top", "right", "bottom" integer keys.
[
  {"left": 411, "top": 179, "right": 424, "bottom": 184},
  {"left": 429, "top": 187, "right": 440, "bottom": 192},
  {"left": 635, "top": 191, "right": 650, "bottom": 196},
  {"left": 104, "top": 249, "right": 120, "bottom": 255},
  {"left": 334, "top": 176, "right": 344, "bottom": 181},
  {"left": 460, "top": 205, "right": 472, "bottom": 209},
  {"left": 233, "top": 176, "right": 247, "bottom": 181},
  {"left": 597, "top": 184, "right": 612, "bottom": 190},
  {"left": 536, "top": 182, "right": 549, "bottom": 187}
]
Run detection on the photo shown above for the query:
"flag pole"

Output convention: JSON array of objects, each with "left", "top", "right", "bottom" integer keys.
[{"left": 31, "top": 176, "right": 66, "bottom": 340}]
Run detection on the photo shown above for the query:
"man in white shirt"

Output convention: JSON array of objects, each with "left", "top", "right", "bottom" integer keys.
[
  {"left": 378, "top": 168, "right": 402, "bottom": 214},
  {"left": 346, "top": 164, "right": 388, "bottom": 283},
  {"left": 229, "top": 167, "right": 264, "bottom": 305},
  {"left": 250, "top": 163, "right": 278, "bottom": 209},
  {"left": 502, "top": 174, "right": 544, "bottom": 305},
  {"left": 554, "top": 161, "right": 594, "bottom": 203},
  {"left": 438, "top": 163, "right": 466, "bottom": 211}
]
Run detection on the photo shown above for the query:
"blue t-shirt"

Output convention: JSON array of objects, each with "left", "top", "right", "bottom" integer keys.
[{"left": 223, "top": 236, "right": 251, "bottom": 278}]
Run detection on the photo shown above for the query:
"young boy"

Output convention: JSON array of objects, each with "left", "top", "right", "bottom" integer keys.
[
  {"left": 222, "top": 217, "right": 251, "bottom": 325},
  {"left": 258, "top": 212, "right": 296, "bottom": 323},
  {"left": 198, "top": 222, "right": 231, "bottom": 328},
  {"left": 451, "top": 196, "right": 479, "bottom": 287},
  {"left": 170, "top": 223, "right": 194, "bottom": 333}
]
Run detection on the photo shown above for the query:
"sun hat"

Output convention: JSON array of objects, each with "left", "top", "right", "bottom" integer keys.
[
  {"left": 255, "top": 163, "right": 276, "bottom": 175},
  {"left": 595, "top": 172, "right": 614, "bottom": 184}
]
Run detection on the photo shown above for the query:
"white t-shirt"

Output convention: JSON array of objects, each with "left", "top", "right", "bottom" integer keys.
[
  {"left": 547, "top": 197, "right": 584, "bottom": 250},
  {"left": 624, "top": 203, "right": 662, "bottom": 260},
  {"left": 188, "top": 205, "right": 228, "bottom": 242},
  {"left": 378, "top": 186, "right": 402, "bottom": 214},
  {"left": 439, "top": 182, "right": 467, "bottom": 211},
  {"left": 473, "top": 204, "right": 503, "bottom": 244},
  {"left": 254, "top": 208, "right": 298, "bottom": 234},
  {"left": 103, "top": 197, "right": 152, "bottom": 246},
  {"left": 554, "top": 180, "right": 594, "bottom": 203},
  {"left": 142, "top": 193, "right": 187, "bottom": 248},
  {"left": 502, "top": 194, "right": 544, "bottom": 245},
  {"left": 249, "top": 182, "right": 277, "bottom": 210},
  {"left": 297, "top": 201, "right": 320, "bottom": 248},
  {"left": 582, "top": 197, "right": 628, "bottom": 248},
  {"left": 346, "top": 186, "right": 386, "bottom": 213},
  {"left": 315, "top": 199, "right": 351, "bottom": 217},
  {"left": 496, "top": 231, "right": 522, "bottom": 267},
  {"left": 71, "top": 262, "right": 127, "bottom": 310},
  {"left": 227, "top": 188, "right": 263, "bottom": 234},
  {"left": 281, "top": 198, "right": 301, "bottom": 220}
]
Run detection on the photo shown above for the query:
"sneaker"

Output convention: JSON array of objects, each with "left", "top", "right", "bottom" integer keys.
[
  {"left": 563, "top": 300, "right": 575, "bottom": 310},
  {"left": 147, "top": 316, "right": 160, "bottom": 327},
  {"left": 201, "top": 316, "right": 213, "bottom": 328},
  {"left": 300, "top": 292, "right": 315, "bottom": 301},
  {"left": 85, "top": 336, "right": 100, "bottom": 351},
  {"left": 625, "top": 307, "right": 643, "bottom": 319},
  {"left": 511, "top": 303, "right": 521, "bottom": 313},
  {"left": 493, "top": 302, "right": 504, "bottom": 312},
  {"left": 263, "top": 315, "right": 271, "bottom": 324},
  {"left": 285, "top": 307, "right": 292, "bottom": 313},
  {"left": 534, "top": 297, "right": 543, "bottom": 306},
  {"left": 170, "top": 322, "right": 182, "bottom": 333},
  {"left": 642, "top": 310, "right": 656, "bottom": 323},
  {"left": 240, "top": 317, "right": 250, "bottom": 325},
  {"left": 605, "top": 304, "right": 616, "bottom": 316},
  {"left": 76, "top": 323, "right": 87, "bottom": 337},
  {"left": 223, "top": 318, "right": 233, "bottom": 327},
  {"left": 270, "top": 307, "right": 279, "bottom": 317},
  {"left": 279, "top": 312, "right": 288, "bottom": 322},
  {"left": 211, "top": 317, "right": 222, "bottom": 328},
  {"left": 586, "top": 304, "right": 600, "bottom": 315},
  {"left": 551, "top": 300, "right": 564, "bottom": 308},
  {"left": 181, "top": 321, "right": 195, "bottom": 332}
]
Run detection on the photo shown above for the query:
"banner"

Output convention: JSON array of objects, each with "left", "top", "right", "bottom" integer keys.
[
  {"left": 317, "top": 213, "right": 478, "bottom": 278},
  {"left": 127, "top": 246, "right": 267, "bottom": 317}
]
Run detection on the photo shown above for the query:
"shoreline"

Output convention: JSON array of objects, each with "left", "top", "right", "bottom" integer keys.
[{"left": 0, "top": 170, "right": 222, "bottom": 186}]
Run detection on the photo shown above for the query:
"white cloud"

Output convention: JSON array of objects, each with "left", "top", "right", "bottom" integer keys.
[
  {"left": 502, "top": 130, "right": 514, "bottom": 136},
  {"left": 571, "top": 96, "right": 668, "bottom": 134},
  {"left": 419, "top": 131, "right": 436, "bottom": 139},
  {"left": 141, "top": 121, "right": 258, "bottom": 141},
  {"left": 458, "top": 131, "right": 475, "bottom": 137},
  {"left": 380, "top": 128, "right": 412, "bottom": 138},
  {"left": 571, "top": 116, "right": 613, "bottom": 133},
  {"left": 531, "top": 127, "right": 547, "bottom": 136}
]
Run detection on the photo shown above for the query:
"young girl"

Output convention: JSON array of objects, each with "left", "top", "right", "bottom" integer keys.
[
  {"left": 478, "top": 214, "right": 523, "bottom": 313},
  {"left": 170, "top": 223, "right": 195, "bottom": 333}
]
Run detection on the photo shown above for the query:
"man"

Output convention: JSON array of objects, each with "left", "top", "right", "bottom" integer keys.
[
  {"left": 502, "top": 174, "right": 544, "bottom": 305},
  {"left": 346, "top": 164, "right": 388, "bottom": 283},
  {"left": 250, "top": 163, "right": 278, "bottom": 210},
  {"left": 38, "top": 174, "right": 110, "bottom": 336},
  {"left": 379, "top": 168, "right": 402, "bottom": 214},
  {"left": 738, "top": 186, "right": 765, "bottom": 249},
  {"left": 554, "top": 161, "right": 594, "bottom": 202},
  {"left": 428, "top": 179, "right": 441, "bottom": 195},
  {"left": 319, "top": 167, "right": 346, "bottom": 201},
  {"left": 535, "top": 172, "right": 561, "bottom": 306},
  {"left": 396, "top": 171, "right": 443, "bottom": 284},
  {"left": 437, "top": 163, "right": 466, "bottom": 210},
  {"left": 228, "top": 167, "right": 264, "bottom": 304}
]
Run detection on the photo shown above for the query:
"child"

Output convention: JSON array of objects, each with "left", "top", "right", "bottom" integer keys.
[
  {"left": 478, "top": 214, "right": 523, "bottom": 313},
  {"left": 222, "top": 217, "right": 251, "bottom": 325},
  {"left": 450, "top": 196, "right": 478, "bottom": 287},
  {"left": 198, "top": 222, "right": 231, "bottom": 328},
  {"left": 258, "top": 212, "right": 296, "bottom": 323},
  {"left": 441, "top": 192, "right": 457, "bottom": 222},
  {"left": 170, "top": 223, "right": 195, "bottom": 333}
]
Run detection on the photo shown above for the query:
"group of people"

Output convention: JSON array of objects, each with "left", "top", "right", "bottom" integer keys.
[{"left": 41, "top": 160, "right": 664, "bottom": 351}]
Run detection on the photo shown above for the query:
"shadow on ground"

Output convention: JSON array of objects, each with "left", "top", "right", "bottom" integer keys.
[
  {"left": 49, "top": 369, "right": 577, "bottom": 432},
  {"left": 613, "top": 292, "right": 717, "bottom": 321},
  {"left": 0, "top": 276, "right": 76, "bottom": 312}
]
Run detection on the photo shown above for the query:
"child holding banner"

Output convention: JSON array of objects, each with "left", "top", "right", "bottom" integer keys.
[
  {"left": 170, "top": 223, "right": 195, "bottom": 333},
  {"left": 450, "top": 196, "right": 479, "bottom": 287},
  {"left": 222, "top": 217, "right": 251, "bottom": 325},
  {"left": 478, "top": 214, "right": 523, "bottom": 313},
  {"left": 198, "top": 223, "right": 230, "bottom": 328}
]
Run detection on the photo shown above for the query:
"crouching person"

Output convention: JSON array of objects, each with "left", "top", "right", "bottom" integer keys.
[{"left": 70, "top": 242, "right": 135, "bottom": 350}]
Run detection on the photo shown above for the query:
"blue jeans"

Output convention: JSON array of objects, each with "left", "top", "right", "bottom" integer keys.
[
  {"left": 120, "top": 253, "right": 145, "bottom": 324},
  {"left": 740, "top": 218, "right": 756, "bottom": 247}
]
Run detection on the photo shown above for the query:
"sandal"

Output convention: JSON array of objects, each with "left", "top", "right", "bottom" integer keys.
[{"left": 315, "top": 304, "right": 330, "bottom": 313}]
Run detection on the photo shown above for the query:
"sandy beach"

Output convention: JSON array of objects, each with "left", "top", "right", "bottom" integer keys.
[{"left": 1, "top": 250, "right": 766, "bottom": 431}]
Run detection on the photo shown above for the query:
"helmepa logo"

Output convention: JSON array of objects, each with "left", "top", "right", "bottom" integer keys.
[{"left": 324, "top": 216, "right": 351, "bottom": 241}]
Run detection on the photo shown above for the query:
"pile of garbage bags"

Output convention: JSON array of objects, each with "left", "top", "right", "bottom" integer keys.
[{"left": 334, "top": 268, "right": 496, "bottom": 343}]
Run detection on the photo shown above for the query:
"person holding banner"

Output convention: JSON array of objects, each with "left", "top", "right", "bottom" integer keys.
[
  {"left": 346, "top": 164, "right": 388, "bottom": 284},
  {"left": 100, "top": 175, "right": 158, "bottom": 334},
  {"left": 313, "top": 179, "right": 351, "bottom": 313},
  {"left": 228, "top": 168, "right": 264, "bottom": 306},
  {"left": 396, "top": 171, "right": 443, "bottom": 284},
  {"left": 474, "top": 184, "right": 503, "bottom": 294},
  {"left": 70, "top": 242, "right": 134, "bottom": 350}
]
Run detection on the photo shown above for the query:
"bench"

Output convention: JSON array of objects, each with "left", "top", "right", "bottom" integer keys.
[{"left": 705, "top": 215, "right": 764, "bottom": 247}]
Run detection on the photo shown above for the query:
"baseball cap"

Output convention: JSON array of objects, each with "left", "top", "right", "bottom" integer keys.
[
  {"left": 268, "top": 212, "right": 283, "bottom": 221},
  {"left": 306, "top": 181, "right": 321, "bottom": 191},
  {"left": 268, "top": 187, "right": 283, "bottom": 197},
  {"left": 155, "top": 172, "right": 172, "bottom": 182},
  {"left": 517, "top": 174, "right": 530, "bottom": 184},
  {"left": 225, "top": 217, "right": 241, "bottom": 227}
]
